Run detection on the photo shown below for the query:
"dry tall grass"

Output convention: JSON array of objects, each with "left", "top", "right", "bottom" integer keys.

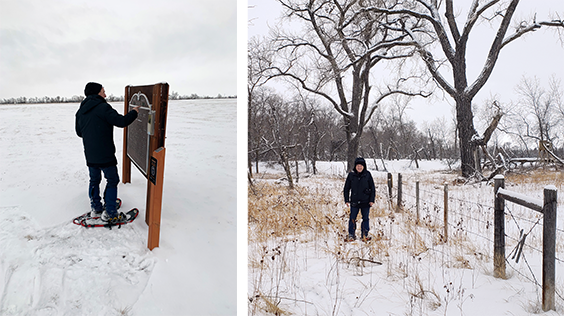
[
  {"left": 248, "top": 177, "right": 460, "bottom": 315},
  {"left": 248, "top": 182, "right": 339, "bottom": 242},
  {"left": 506, "top": 169, "right": 564, "bottom": 187}
]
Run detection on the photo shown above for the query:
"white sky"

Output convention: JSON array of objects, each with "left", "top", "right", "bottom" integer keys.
[
  {"left": 0, "top": 0, "right": 236, "bottom": 99},
  {"left": 247, "top": 0, "right": 564, "bottom": 128}
]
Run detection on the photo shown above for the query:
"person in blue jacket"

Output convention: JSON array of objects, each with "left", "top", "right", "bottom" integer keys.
[
  {"left": 343, "top": 157, "right": 375, "bottom": 241},
  {"left": 75, "top": 82, "right": 139, "bottom": 223}
]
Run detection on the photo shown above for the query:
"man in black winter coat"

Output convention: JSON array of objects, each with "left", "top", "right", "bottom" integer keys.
[
  {"left": 75, "top": 82, "right": 139, "bottom": 222},
  {"left": 343, "top": 157, "right": 376, "bottom": 241}
]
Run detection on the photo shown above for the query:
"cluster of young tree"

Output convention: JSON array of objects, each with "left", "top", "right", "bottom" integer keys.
[
  {"left": 248, "top": 86, "right": 459, "bottom": 183},
  {"left": 0, "top": 91, "right": 236, "bottom": 105},
  {"left": 0, "top": 94, "right": 128, "bottom": 104},
  {"left": 0, "top": 95, "right": 88, "bottom": 104},
  {"left": 248, "top": 0, "right": 563, "bottom": 179},
  {"left": 249, "top": 74, "right": 564, "bottom": 185},
  {"left": 168, "top": 91, "right": 236, "bottom": 100}
]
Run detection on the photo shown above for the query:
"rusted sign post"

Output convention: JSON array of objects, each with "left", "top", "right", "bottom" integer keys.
[
  {"left": 494, "top": 174, "right": 557, "bottom": 311},
  {"left": 122, "top": 83, "right": 169, "bottom": 250}
]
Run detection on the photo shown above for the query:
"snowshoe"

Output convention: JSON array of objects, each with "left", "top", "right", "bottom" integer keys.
[{"left": 77, "top": 208, "right": 139, "bottom": 229}]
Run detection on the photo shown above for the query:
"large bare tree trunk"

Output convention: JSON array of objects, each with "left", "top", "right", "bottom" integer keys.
[
  {"left": 456, "top": 96, "right": 477, "bottom": 177},
  {"left": 346, "top": 134, "right": 362, "bottom": 172}
]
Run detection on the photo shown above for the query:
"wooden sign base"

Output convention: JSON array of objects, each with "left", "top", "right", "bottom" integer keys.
[{"left": 147, "top": 147, "right": 165, "bottom": 250}]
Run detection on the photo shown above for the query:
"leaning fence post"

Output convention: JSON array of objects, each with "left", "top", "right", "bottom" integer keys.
[
  {"left": 443, "top": 183, "right": 448, "bottom": 242},
  {"left": 542, "top": 185, "right": 557, "bottom": 311},
  {"left": 493, "top": 175, "right": 506, "bottom": 279},
  {"left": 397, "top": 173, "right": 403, "bottom": 212},
  {"left": 416, "top": 181, "right": 420, "bottom": 225}
]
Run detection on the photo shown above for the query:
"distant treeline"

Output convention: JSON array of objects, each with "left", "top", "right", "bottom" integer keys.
[{"left": 0, "top": 91, "right": 236, "bottom": 104}]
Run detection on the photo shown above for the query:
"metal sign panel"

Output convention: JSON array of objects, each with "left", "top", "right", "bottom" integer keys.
[{"left": 127, "top": 91, "right": 152, "bottom": 176}]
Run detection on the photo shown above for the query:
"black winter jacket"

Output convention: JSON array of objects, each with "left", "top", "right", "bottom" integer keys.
[
  {"left": 344, "top": 169, "right": 376, "bottom": 207},
  {"left": 75, "top": 95, "right": 138, "bottom": 167}
]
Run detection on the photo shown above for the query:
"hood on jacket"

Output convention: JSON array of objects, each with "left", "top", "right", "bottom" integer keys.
[
  {"left": 77, "top": 95, "right": 105, "bottom": 116},
  {"left": 354, "top": 157, "right": 367, "bottom": 173}
]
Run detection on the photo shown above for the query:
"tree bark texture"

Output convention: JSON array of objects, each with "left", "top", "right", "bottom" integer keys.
[{"left": 455, "top": 96, "right": 477, "bottom": 176}]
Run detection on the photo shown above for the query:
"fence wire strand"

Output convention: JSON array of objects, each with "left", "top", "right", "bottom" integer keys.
[{"left": 393, "top": 179, "right": 564, "bottom": 305}]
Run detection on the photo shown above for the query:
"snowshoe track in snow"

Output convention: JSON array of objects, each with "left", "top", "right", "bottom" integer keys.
[{"left": 0, "top": 206, "right": 155, "bottom": 316}]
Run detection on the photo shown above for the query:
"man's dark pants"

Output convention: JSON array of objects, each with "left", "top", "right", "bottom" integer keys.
[
  {"left": 88, "top": 165, "right": 119, "bottom": 216},
  {"left": 348, "top": 204, "right": 370, "bottom": 238}
]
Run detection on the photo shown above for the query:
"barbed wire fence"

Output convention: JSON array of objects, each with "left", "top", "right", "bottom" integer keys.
[{"left": 379, "top": 172, "right": 564, "bottom": 310}]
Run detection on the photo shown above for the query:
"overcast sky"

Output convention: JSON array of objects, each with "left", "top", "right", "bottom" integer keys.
[
  {"left": 248, "top": 0, "right": 564, "bottom": 128},
  {"left": 0, "top": 0, "right": 236, "bottom": 99}
]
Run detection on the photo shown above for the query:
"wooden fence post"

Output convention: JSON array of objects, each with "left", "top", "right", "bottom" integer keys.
[
  {"left": 493, "top": 175, "right": 506, "bottom": 279},
  {"left": 493, "top": 176, "right": 557, "bottom": 310},
  {"left": 387, "top": 172, "right": 393, "bottom": 201},
  {"left": 416, "top": 181, "right": 420, "bottom": 225},
  {"left": 443, "top": 183, "right": 448, "bottom": 242},
  {"left": 397, "top": 173, "right": 402, "bottom": 212},
  {"left": 542, "top": 185, "right": 557, "bottom": 311}
]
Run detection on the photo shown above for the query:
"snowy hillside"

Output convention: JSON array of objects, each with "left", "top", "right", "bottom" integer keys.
[
  {"left": 0, "top": 99, "right": 236, "bottom": 315},
  {"left": 248, "top": 160, "right": 564, "bottom": 315}
]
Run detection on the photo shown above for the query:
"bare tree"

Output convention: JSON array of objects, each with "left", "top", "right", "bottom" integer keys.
[
  {"left": 516, "top": 76, "right": 561, "bottom": 144},
  {"left": 550, "top": 76, "right": 564, "bottom": 144},
  {"left": 267, "top": 0, "right": 429, "bottom": 171},
  {"left": 248, "top": 37, "right": 276, "bottom": 176},
  {"left": 259, "top": 92, "right": 300, "bottom": 188},
  {"left": 362, "top": 98, "right": 427, "bottom": 161},
  {"left": 295, "top": 98, "right": 332, "bottom": 174},
  {"left": 368, "top": 0, "right": 564, "bottom": 177},
  {"left": 499, "top": 76, "right": 562, "bottom": 155},
  {"left": 422, "top": 116, "right": 456, "bottom": 160}
]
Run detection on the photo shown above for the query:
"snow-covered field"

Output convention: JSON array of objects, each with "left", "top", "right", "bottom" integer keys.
[
  {"left": 0, "top": 99, "right": 236, "bottom": 315},
  {"left": 248, "top": 160, "right": 564, "bottom": 315}
]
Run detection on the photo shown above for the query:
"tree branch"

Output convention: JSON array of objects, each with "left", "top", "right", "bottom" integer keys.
[
  {"left": 269, "top": 69, "right": 353, "bottom": 118},
  {"left": 501, "top": 19, "right": 564, "bottom": 49},
  {"left": 466, "top": 0, "right": 519, "bottom": 98},
  {"left": 445, "top": 0, "right": 461, "bottom": 43},
  {"left": 362, "top": 5, "right": 457, "bottom": 64},
  {"left": 460, "top": 0, "right": 501, "bottom": 47}
]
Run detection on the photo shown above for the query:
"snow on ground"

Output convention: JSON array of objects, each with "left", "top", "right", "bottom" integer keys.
[
  {"left": 256, "top": 159, "right": 454, "bottom": 179},
  {"left": 249, "top": 160, "right": 564, "bottom": 315},
  {"left": 0, "top": 99, "right": 236, "bottom": 315}
]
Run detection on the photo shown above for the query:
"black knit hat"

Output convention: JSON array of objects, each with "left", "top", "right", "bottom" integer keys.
[
  {"left": 84, "top": 82, "right": 103, "bottom": 96},
  {"left": 354, "top": 157, "right": 367, "bottom": 169}
]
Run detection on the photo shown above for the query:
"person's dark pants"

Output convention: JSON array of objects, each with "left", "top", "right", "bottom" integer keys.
[
  {"left": 88, "top": 165, "right": 119, "bottom": 216},
  {"left": 348, "top": 205, "right": 370, "bottom": 238}
]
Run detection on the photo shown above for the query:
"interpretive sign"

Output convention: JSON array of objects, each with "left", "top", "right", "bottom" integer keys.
[{"left": 122, "top": 83, "right": 169, "bottom": 250}]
